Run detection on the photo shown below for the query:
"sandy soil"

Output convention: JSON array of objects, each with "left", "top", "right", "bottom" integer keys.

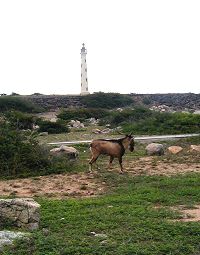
[
  {"left": 125, "top": 156, "right": 200, "bottom": 176},
  {"left": 174, "top": 205, "right": 200, "bottom": 222},
  {"left": 0, "top": 173, "right": 106, "bottom": 199},
  {"left": 0, "top": 157, "right": 199, "bottom": 199}
]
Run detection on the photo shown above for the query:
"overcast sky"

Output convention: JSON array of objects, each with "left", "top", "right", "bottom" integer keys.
[{"left": 0, "top": 0, "right": 200, "bottom": 95}]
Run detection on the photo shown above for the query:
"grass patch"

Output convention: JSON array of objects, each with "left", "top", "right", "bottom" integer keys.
[{"left": 3, "top": 173, "right": 200, "bottom": 254}]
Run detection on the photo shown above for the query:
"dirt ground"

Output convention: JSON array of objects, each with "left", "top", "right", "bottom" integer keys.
[
  {"left": 173, "top": 205, "right": 200, "bottom": 222},
  {"left": 0, "top": 157, "right": 199, "bottom": 199},
  {"left": 125, "top": 156, "right": 200, "bottom": 176}
]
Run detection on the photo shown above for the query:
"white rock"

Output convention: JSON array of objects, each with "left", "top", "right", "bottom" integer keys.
[
  {"left": 146, "top": 143, "right": 164, "bottom": 156},
  {"left": 50, "top": 145, "right": 78, "bottom": 159}
]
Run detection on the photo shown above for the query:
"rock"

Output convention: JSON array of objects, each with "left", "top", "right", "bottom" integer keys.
[
  {"left": 92, "top": 128, "right": 102, "bottom": 134},
  {"left": 150, "top": 104, "right": 172, "bottom": 112},
  {"left": 90, "top": 232, "right": 108, "bottom": 239},
  {"left": 39, "top": 132, "right": 48, "bottom": 136},
  {"left": 94, "top": 233, "right": 108, "bottom": 238},
  {"left": 50, "top": 117, "right": 57, "bottom": 123},
  {"left": 32, "top": 124, "right": 39, "bottom": 130},
  {"left": 0, "top": 198, "right": 40, "bottom": 230},
  {"left": 190, "top": 145, "right": 200, "bottom": 152},
  {"left": 0, "top": 231, "right": 29, "bottom": 252},
  {"left": 69, "top": 120, "right": 84, "bottom": 128},
  {"left": 105, "top": 124, "right": 111, "bottom": 128},
  {"left": 50, "top": 145, "right": 78, "bottom": 160},
  {"left": 168, "top": 146, "right": 183, "bottom": 154},
  {"left": 92, "top": 128, "right": 112, "bottom": 134},
  {"left": 194, "top": 110, "right": 200, "bottom": 115},
  {"left": 101, "top": 128, "right": 112, "bottom": 134},
  {"left": 116, "top": 108, "right": 123, "bottom": 112},
  {"left": 145, "top": 143, "right": 164, "bottom": 156},
  {"left": 87, "top": 118, "right": 99, "bottom": 125}
]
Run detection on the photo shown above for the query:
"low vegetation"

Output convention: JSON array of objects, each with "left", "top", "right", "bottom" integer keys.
[
  {"left": 0, "top": 119, "right": 74, "bottom": 179},
  {"left": 80, "top": 92, "right": 134, "bottom": 109},
  {"left": 0, "top": 96, "right": 43, "bottom": 113},
  {"left": 0, "top": 121, "right": 50, "bottom": 178},
  {"left": 37, "top": 120, "right": 69, "bottom": 134},
  {"left": 58, "top": 108, "right": 109, "bottom": 122},
  {"left": 2, "top": 172, "right": 200, "bottom": 254},
  {"left": 99, "top": 107, "right": 200, "bottom": 135},
  {"left": 4, "top": 110, "right": 37, "bottom": 130}
]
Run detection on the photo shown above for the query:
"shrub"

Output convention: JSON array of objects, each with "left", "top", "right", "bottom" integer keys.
[
  {"left": 100, "top": 107, "right": 152, "bottom": 126},
  {"left": 4, "top": 111, "right": 37, "bottom": 130},
  {"left": 142, "top": 97, "right": 151, "bottom": 105},
  {"left": 0, "top": 122, "right": 50, "bottom": 178},
  {"left": 80, "top": 92, "right": 134, "bottom": 109},
  {"left": 38, "top": 120, "right": 69, "bottom": 134},
  {"left": 122, "top": 111, "right": 200, "bottom": 135},
  {"left": 58, "top": 108, "right": 109, "bottom": 121},
  {"left": 98, "top": 106, "right": 200, "bottom": 135},
  {"left": 0, "top": 96, "right": 43, "bottom": 113}
]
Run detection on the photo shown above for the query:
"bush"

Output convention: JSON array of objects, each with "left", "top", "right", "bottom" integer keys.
[
  {"left": 5, "top": 111, "right": 37, "bottom": 130},
  {"left": 0, "top": 122, "right": 50, "bottom": 178},
  {"left": 100, "top": 107, "right": 152, "bottom": 126},
  {"left": 98, "top": 106, "right": 200, "bottom": 135},
  {"left": 58, "top": 108, "right": 109, "bottom": 121},
  {"left": 80, "top": 92, "right": 134, "bottom": 109},
  {"left": 38, "top": 120, "right": 69, "bottom": 134},
  {"left": 122, "top": 111, "right": 200, "bottom": 135},
  {"left": 0, "top": 96, "right": 43, "bottom": 113}
]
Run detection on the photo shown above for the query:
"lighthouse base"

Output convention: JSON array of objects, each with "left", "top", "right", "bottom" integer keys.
[{"left": 80, "top": 92, "right": 90, "bottom": 96}]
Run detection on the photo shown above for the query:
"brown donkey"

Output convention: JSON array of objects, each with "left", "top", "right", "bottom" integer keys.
[{"left": 89, "top": 134, "right": 134, "bottom": 173}]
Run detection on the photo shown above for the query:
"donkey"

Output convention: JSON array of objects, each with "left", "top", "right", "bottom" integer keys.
[{"left": 89, "top": 133, "right": 134, "bottom": 173}]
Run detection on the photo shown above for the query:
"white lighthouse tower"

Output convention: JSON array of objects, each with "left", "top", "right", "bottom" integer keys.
[{"left": 80, "top": 43, "right": 90, "bottom": 95}]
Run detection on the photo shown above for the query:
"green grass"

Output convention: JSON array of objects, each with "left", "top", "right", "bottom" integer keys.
[{"left": 3, "top": 173, "right": 200, "bottom": 255}]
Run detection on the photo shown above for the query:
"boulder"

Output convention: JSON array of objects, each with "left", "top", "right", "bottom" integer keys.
[
  {"left": 50, "top": 145, "right": 78, "bottom": 159},
  {"left": 0, "top": 231, "right": 29, "bottom": 252},
  {"left": 69, "top": 120, "right": 84, "bottom": 128},
  {"left": 0, "top": 198, "right": 40, "bottom": 230},
  {"left": 145, "top": 143, "right": 164, "bottom": 156},
  {"left": 168, "top": 146, "right": 183, "bottom": 154},
  {"left": 190, "top": 145, "right": 200, "bottom": 153}
]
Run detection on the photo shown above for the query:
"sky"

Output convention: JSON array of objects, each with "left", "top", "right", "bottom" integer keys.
[{"left": 0, "top": 0, "right": 200, "bottom": 95}]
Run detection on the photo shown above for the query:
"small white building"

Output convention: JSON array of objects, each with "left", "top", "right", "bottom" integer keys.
[{"left": 80, "top": 43, "right": 90, "bottom": 95}]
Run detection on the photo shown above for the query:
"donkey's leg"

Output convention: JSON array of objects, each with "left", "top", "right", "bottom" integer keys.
[
  {"left": 118, "top": 156, "right": 124, "bottom": 174},
  {"left": 108, "top": 156, "right": 114, "bottom": 169},
  {"left": 89, "top": 156, "right": 99, "bottom": 172}
]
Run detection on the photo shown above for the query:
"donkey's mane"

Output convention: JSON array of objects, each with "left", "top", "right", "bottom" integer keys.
[{"left": 97, "top": 137, "right": 125, "bottom": 144}]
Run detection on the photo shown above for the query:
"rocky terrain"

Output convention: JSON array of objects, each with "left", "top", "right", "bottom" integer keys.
[
  {"left": 24, "top": 95, "right": 83, "bottom": 110},
  {"left": 23, "top": 93, "right": 200, "bottom": 111},
  {"left": 131, "top": 93, "right": 200, "bottom": 111}
]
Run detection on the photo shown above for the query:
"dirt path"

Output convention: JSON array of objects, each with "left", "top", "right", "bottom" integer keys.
[
  {"left": 0, "top": 173, "right": 106, "bottom": 199},
  {"left": 0, "top": 157, "right": 199, "bottom": 199}
]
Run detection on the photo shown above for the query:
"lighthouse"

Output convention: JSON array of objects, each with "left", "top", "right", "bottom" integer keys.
[{"left": 80, "top": 43, "right": 90, "bottom": 95}]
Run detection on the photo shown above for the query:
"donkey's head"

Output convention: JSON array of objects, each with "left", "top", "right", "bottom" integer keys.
[
  {"left": 127, "top": 133, "right": 134, "bottom": 152},
  {"left": 122, "top": 132, "right": 134, "bottom": 152}
]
